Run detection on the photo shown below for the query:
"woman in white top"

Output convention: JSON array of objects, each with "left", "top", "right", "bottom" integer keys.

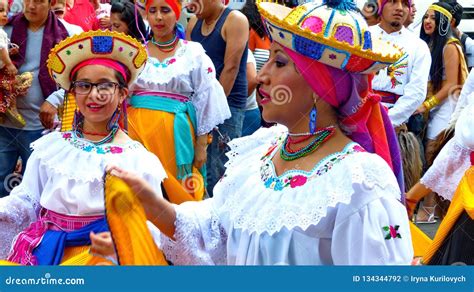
[
  {"left": 0, "top": 31, "right": 166, "bottom": 265},
  {"left": 127, "top": 0, "right": 230, "bottom": 204},
  {"left": 91, "top": 0, "right": 413, "bottom": 265}
]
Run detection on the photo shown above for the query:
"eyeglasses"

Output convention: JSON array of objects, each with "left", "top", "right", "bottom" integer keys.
[{"left": 72, "top": 81, "right": 121, "bottom": 96}]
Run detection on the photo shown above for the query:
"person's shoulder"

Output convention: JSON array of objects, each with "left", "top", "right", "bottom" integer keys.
[
  {"left": 226, "top": 9, "right": 249, "bottom": 26},
  {"left": 344, "top": 148, "right": 399, "bottom": 187},
  {"left": 183, "top": 40, "right": 207, "bottom": 56}
]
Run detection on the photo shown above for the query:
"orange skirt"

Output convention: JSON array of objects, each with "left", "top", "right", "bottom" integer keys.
[{"left": 128, "top": 107, "right": 204, "bottom": 204}]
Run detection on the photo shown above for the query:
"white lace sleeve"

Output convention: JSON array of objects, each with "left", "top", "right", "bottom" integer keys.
[
  {"left": 0, "top": 151, "right": 43, "bottom": 259},
  {"left": 331, "top": 187, "right": 413, "bottom": 265},
  {"left": 190, "top": 46, "right": 231, "bottom": 135},
  {"left": 420, "top": 139, "right": 470, "bottom": 201},
  {"left": 160, "top": 199, "right": 227, "bottom": 265}
]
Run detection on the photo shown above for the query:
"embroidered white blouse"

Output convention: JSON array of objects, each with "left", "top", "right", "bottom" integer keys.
[
  {"left": 130, "top": 40, "right": 231, "bottom": 135},
  {"left": 370, "top": 25, "right": 432, "bottom": 127},
  {"left": 160, "top": 126, "right": 414, "bottom": 265},
  {"left": 0, "top": 131, "right": 166, "bottom": 259}
]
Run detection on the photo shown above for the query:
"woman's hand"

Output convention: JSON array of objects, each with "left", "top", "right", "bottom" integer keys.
[
  {"left": 106, "top": 165, "right": 158, "bottom": 206},
  {"left": 414, "top": 104, "right": 427, "bottom": 115},
  {"left": 89, "top": 231, "right": 117, "bottom": 263},
  {"left": 193, "top": 143, "right": 207, "bottom": 169},
  {"left": 5, "top": 63, "right": 17, "bottom": 76},
  {"left": 106, "top": 165, "right": 177, "bottom": 239}
]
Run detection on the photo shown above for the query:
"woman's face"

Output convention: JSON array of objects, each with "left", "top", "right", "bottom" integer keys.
[
  {"left": 72, "top": 65, "right": 128, "bottom": 127},
  {"left": 423, "top": 9, "right": 436, "bottom": 36},
  {"left": 147, "top": 0, "right": 177, "bottom": 40},
  {"left": 110, "top": 12, "right": 128, "bottom": 34},
  {"left": 256, "top": 43, "right": 315, "bottom": 126}
]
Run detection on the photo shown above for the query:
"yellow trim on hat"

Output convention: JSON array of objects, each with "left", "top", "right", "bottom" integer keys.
[
  {"left": 47, "top": 30, "right": 148, "bottom": 90},
  {"left": 429, "top": 4, "right": 453, "bottom": 22},
  {"left": 257, "top": 1, "right": 402, "bottom": 65}
]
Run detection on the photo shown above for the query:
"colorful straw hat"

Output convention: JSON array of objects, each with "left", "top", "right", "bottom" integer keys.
[
  {"left": 257, "top": 0, "right": 403, "bottom": 74},
  {"left": 47, "top": 30, "right": 148, "bottom": 90}
]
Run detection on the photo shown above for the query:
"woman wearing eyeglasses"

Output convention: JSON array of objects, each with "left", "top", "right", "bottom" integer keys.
[
  {"left": 127, "top": 0, "right": 230, "bottom": 204},
  {"left": 0, "top": 30, "right": 167, "bottom": 265}
]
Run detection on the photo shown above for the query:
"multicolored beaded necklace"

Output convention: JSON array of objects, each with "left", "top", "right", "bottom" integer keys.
[
  {"left": 151, "top": 35, "right": 179, "bottom": 53},
  {"left": 280, "top": 126, "right": 336, "bottom": 161},
  {"left": 73, "top": 111, "right": 120, "bottom": 146}
]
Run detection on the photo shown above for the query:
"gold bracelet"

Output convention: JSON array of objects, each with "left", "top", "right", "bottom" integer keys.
[{"left": 423, "top": 96, "right": 439, "bottom": 111}]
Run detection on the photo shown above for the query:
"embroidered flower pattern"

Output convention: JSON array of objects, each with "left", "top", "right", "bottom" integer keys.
[
  {"left": 260, "top": 140, "right": 365, "bottom": 191},
  {"left": 383, "top": 225, "right": 402, "bottom": 240},
  {"left": 61, "top": 132, "right": 135, "bottom": 154},
  {"left": 207, "top": 67, "right": 213, "bottom": 74},
  {"left": 387, "top": 54, "right": 408, "bottom": 89}
]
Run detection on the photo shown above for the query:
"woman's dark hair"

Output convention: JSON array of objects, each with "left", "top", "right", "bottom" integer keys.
[
  {"left": 111, "top": 0, "right": 148, "bottom": 43},
  {"left": 240, "top": 0, "right": 267, "bottom": 38},
  {"left": 420, "top": 2, "right": 454, "bottom": 93},
  {"left": 440, "top": 0, "right": 463, "bottom": 27}
]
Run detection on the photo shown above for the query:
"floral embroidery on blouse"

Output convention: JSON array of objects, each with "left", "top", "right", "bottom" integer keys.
[
  {"left": 150, "top": 41, "right": 186, "bottom": 69},
  {"left": 383, "top": 225, "right": 402, "bottom": 240},
  {"left": 260, "top": 139, "right": 365, "bottom": 191},
  {"left": 61, "top": 132, "right": 139, "bottom": 154}
]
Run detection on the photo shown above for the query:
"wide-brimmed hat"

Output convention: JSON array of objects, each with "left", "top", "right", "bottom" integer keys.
[
  {"left": 47, "top": 30, "right": 148, "bottom": 89},
  {"left": 257, "top": 0, "right": 402, "bottom": 74}
]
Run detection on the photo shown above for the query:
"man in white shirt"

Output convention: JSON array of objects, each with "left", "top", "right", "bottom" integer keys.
[{"left": 371, "top": 0, "right": 431, "bottom": 129}]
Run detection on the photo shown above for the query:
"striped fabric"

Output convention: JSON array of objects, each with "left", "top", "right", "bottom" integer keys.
[
  {"left": 253, "top": 48, "right": 270, "bottom": 72},
  {"left": 424, "top": 164, "right": 474, "bottom": 264},
  {"left": 7, "top": 208, "right": 103, "bottom": 265}
]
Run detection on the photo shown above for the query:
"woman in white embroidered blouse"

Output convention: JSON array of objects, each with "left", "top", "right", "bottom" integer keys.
[
  {"left": 91, "top": 0, "right": 414, "bottom": 265},
  {"left": 0, "top": 31, "right": 166, "bottom": 264},
  {"left": 126, "top": 0, "right": 230, "bottom": 204}
]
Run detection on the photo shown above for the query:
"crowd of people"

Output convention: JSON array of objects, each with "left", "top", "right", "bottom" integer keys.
[{"left": 0, "top": 0, "right": 472, "bottom": 266}]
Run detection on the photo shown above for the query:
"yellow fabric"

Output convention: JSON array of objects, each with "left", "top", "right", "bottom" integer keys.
[
  {"left": 60, "top": 92, "right": 77, "bottom": 132},
  {"left": 409, "top": 221, "right": 432, "bottom": 257},
  {"left": 0, "top": 260, "right": 19, "bottom": 265},
  {"left": 104, "top": 174, "right": 168, "bottom": 265},
  {"left": 128, "top": 107, "right": 204, "bottom": 204},
  {"left": 60, "top": 246, "right": 114, "bottom": 266},
  {"left": 60, "top": 249, "right": 114, "bottom": 266},
  {"left": 423, "top": 166, "right": 474, "bottom": 264},
  {"left": 429, "top": 4, "right": 453, "bottom": 22}
]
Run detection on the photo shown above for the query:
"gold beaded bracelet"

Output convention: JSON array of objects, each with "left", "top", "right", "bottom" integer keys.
[{"left": 423, "top": 96, "right": 440, "bottom": 111}]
